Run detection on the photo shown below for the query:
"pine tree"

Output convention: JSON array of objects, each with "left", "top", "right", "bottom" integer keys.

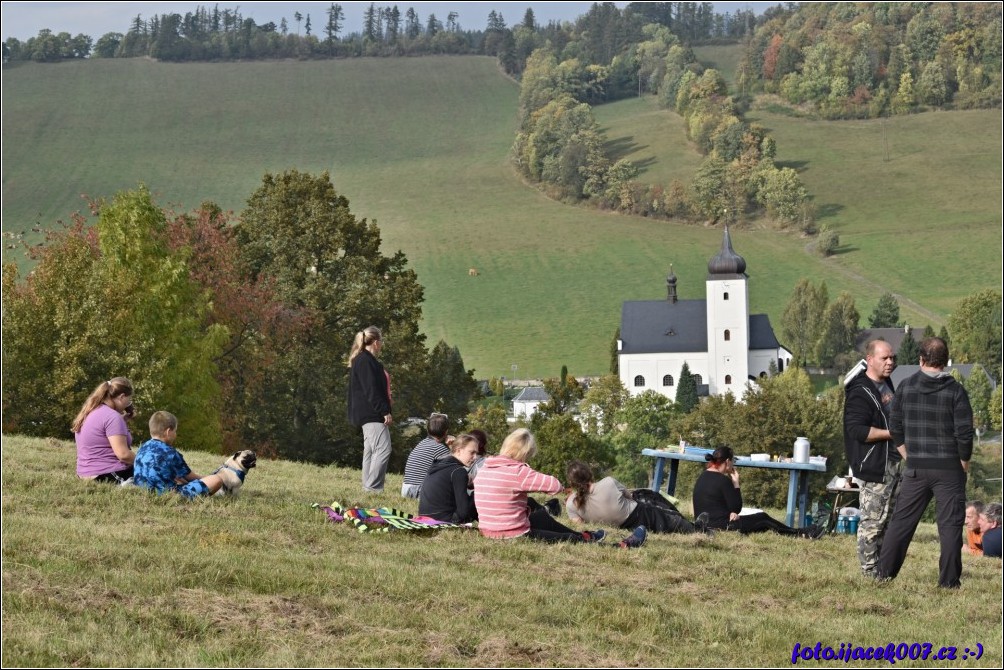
[
  {"left": 676, "top": 362, "right": 699, "bottom": 413},
  {"left": 896, "top": 332, "right": 920, "bottom": 365},
  {"left": 868, "top": 292, "right": 901, "bottom": 328}
]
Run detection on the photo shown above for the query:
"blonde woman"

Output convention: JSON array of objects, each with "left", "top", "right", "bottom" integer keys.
[
  {"left": 72, "top": 377, "right": 135, "bottom": 483},
  {"left": 474, "top": 429, "right": 644, "bottom": 547},
  {"left": 347, "top": 326, "right": 393, "bottom": 492}
]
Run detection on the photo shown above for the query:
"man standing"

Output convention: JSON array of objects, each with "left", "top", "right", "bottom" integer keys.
[
  {"left": 877, "top": 338, "right": 974, "bottom": 588},
  {"left": 844, "top": 339, "right": 900, "bottom": 578}
]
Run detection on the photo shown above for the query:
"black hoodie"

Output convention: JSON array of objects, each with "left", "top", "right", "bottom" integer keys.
[
  {"left": 418, "top": 455, "right": 477, "bottom": 523},
  {"left": 844, "top": 373, "right": 899, "bottom": 483}
]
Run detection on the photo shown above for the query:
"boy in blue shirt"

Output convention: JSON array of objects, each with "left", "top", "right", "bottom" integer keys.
[{"left": 134, "top": 411, "right": 242, "bottom": 498}]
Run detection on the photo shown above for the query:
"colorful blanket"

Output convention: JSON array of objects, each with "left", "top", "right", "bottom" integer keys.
[{"left": 313, "top": 502, "right": 472, "bottom": 533}]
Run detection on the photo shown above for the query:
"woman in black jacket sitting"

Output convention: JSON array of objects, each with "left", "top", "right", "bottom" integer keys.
[
  {"left": 692, "top": 446, "right": 825, "bottom": 538},
  {"left": 419, "top": 434, "right": 480, "bottom": 524}
]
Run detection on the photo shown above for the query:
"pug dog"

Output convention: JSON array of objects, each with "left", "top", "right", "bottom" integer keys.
[{"left": 213, "top": 449, "right": 257, "bottom": 495}]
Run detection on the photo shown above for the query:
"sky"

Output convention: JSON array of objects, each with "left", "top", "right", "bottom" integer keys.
[{"left": 1, "top": 1, "right": 775, "bottom": 41}]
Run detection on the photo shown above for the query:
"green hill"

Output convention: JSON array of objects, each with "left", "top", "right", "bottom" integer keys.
[
  {"left": 3, "top": 435, "right": 1001, "bottom": 666},
  {"left": 2, "top": 58, "right": 1000, "bottom": 379}
]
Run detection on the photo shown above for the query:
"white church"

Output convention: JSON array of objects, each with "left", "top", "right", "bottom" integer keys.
[{"left": 618, "top": 226, "right": 793, "bottom": 401}]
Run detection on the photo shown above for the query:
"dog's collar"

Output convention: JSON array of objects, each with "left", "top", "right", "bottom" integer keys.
[{"left": 218, "top": 465, "right": 246, "bottom": 482}]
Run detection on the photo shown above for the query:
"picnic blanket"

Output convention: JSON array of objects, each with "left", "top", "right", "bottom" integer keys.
[{"left": 313, "top": 502, "right": 472, "bottom": 533}]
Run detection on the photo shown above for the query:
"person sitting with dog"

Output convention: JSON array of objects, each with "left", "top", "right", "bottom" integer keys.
[
  {"left": 401, "top": 412, "right": 451, "bottom": 499},
  {"left": 565, "top": 459, "right": 709, "bottom": 535},
  {"left": 72, "top": 377, "right": 136, "bottom": 484},
  {"left": 133, "top": 411, "right": 246, "bottom": 498},
  {"left": 418, "top": 433, "right": 480, "bottom": 524}
]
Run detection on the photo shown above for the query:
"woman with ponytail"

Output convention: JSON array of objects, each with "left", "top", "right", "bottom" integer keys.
[
  {"left": 72, "top": 377, "right": 136, "bottom": 483},
  {"left": 347, "top": 326, "right": 393, "bottom": 492},
  {"left": 692, "top": 446, "right": 826, "bottom": 538}
]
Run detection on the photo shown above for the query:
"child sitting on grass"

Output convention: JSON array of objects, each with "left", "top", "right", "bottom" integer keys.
[
  {"left": 473, "top": 428, "right": 646, "bottom": 548},
  {"left": 133, "top": 411, "right": 243, "bottom": 498}
]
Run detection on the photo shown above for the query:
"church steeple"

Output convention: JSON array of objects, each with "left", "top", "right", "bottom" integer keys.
[
  {"left": 707, "top": 224, "right": 747, "bottom": 277},
  {"left": 666, "top": 264, "right": 678, "bottom": 303}
]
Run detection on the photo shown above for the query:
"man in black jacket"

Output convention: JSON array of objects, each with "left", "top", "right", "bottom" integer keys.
[
  {"left": 877, "top": 337, "right": 974, "bottom": 588},
  {"left": 844, "top": 339, "right": 899, "bottom": 577}
]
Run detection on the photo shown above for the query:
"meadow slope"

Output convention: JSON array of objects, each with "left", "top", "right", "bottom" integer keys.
[
  {"left": 2, "top": 435, "right": 1002, "bottom": 667},
  {"left": 2, "top": 57, "right": 1000, "bottom": 378}
]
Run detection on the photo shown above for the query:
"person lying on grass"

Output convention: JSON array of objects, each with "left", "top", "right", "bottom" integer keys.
[
  {"left": 473, "top": 428, "right": 646, "bottom": 548},
  {"left": 133, "top": 411, "right": 244, "bottom": 498},
  {"left": 565, "top": 459, "right": 710, "bottom": 535}
]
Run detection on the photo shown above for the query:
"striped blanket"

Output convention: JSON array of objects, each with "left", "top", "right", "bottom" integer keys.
[{"left": 314, "top": 502, "right": 471, "bottom": 533}]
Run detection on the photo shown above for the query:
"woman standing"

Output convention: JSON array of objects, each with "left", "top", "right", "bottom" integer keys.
[
  {"left": 72, "top": 377, "right": 136, "bottom": 483},
  {"left": 692, "top": 446, "right": 825, "bottom": 538},
  {"left": 347, "top": 326, "right": 393, "bottom": 492}
]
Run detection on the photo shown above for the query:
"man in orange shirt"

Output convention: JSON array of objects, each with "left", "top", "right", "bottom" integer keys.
[{"left": 964, "top": 500, "right": 984, "bottom": 556}]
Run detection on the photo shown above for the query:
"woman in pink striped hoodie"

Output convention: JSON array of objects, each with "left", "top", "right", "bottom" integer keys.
[{"left": 473, "top": 428, "right": 645, "bottom": 547}]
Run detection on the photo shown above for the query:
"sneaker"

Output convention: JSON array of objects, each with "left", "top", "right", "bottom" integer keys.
[
  {"left": 544, "top": 498, "right": 562, "bottom": 517},
  {"left": 618, "top": 525, "right": 647, "bottom": 549},
  {"left": 694, "top": 512, "right": 711, "bottom": 534},
  {"left": 582, "top": 529, "right": 606, "bottom": 543}
]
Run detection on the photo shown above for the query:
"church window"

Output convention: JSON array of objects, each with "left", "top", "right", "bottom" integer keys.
[
  {"left": 724, "top": 292, "right": 729, "bottom": 300},
  {"left": 693, "top": 374, "right": 702, "bottom": 385},
  {"left": 633, "top": 375, "right": 645, "bottom": 387},
  {"left": 724, "top": 329, "right": 731, "bottom": 341},
  {"left": 725, "top": 375, "right": 732, "bottom": 384},
  {"left": 663, "top": 375, "right": 674, "bottom": 386}
]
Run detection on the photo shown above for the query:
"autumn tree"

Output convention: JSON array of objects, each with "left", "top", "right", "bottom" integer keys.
[
  {"left": 2, "top": 187, "right": 227, "bottom": 451},
  {"left": 234, "top": 169, "right": 433, "bottom": 465}
]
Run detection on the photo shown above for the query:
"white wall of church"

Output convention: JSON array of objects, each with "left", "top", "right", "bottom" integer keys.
[{"left": 620, "top": 353, "right": 710, "bottom": 402}]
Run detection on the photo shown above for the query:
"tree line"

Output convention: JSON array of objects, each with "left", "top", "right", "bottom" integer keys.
[
  {"left": 1, "top": 171, "right": 477, "bottom": 469},
  {"left": 3, "top": 2, "right": 766, "bottom": 63}
]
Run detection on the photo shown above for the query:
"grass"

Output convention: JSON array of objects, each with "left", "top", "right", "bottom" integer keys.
[
  {"left": 2, "top": 434, "right": 1002, "bottom": 667},
  {"left": 2, "top": 58, "right": 1001, "bottom": 378}
]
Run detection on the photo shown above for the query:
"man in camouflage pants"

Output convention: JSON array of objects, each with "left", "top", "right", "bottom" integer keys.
[{"left": 843, "top": 339, "right": 901, "bottom": 577}]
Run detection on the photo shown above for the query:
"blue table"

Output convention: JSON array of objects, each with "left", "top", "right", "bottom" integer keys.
[{"left": 641, "top": 448, "right": 827, "bottom": 528}]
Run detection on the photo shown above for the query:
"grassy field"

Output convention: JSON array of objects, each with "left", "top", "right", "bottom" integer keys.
[
  {"left": 2, "top": 58, "right": 1000, "bottom": 378},
  {"left": 3, "top": 434, "right": 1002, "bottom": 667}
]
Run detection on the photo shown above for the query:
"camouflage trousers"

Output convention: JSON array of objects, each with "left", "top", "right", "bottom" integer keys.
[{"left": 857, "top": 458, "right": 903, "bottom": 575}]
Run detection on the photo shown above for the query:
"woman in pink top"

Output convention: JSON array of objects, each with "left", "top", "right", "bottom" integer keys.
[
  {"left": 72, "top": 377, "right": 135, "bottom": 483},
  {"left": 473, "top": 428, "right": 609, "bottom": 544}
]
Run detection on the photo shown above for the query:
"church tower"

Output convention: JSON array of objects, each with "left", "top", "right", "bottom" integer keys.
[{"left": 705, "top": 225, "right": 750, "bottom": 395}]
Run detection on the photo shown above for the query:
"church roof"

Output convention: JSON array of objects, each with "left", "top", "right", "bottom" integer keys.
[
  {"left": 620, "top": 299, "right": 782, "bottom": 354},
  {"left": 707, "top": 225, "right": 747, "bottom": 278}
]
